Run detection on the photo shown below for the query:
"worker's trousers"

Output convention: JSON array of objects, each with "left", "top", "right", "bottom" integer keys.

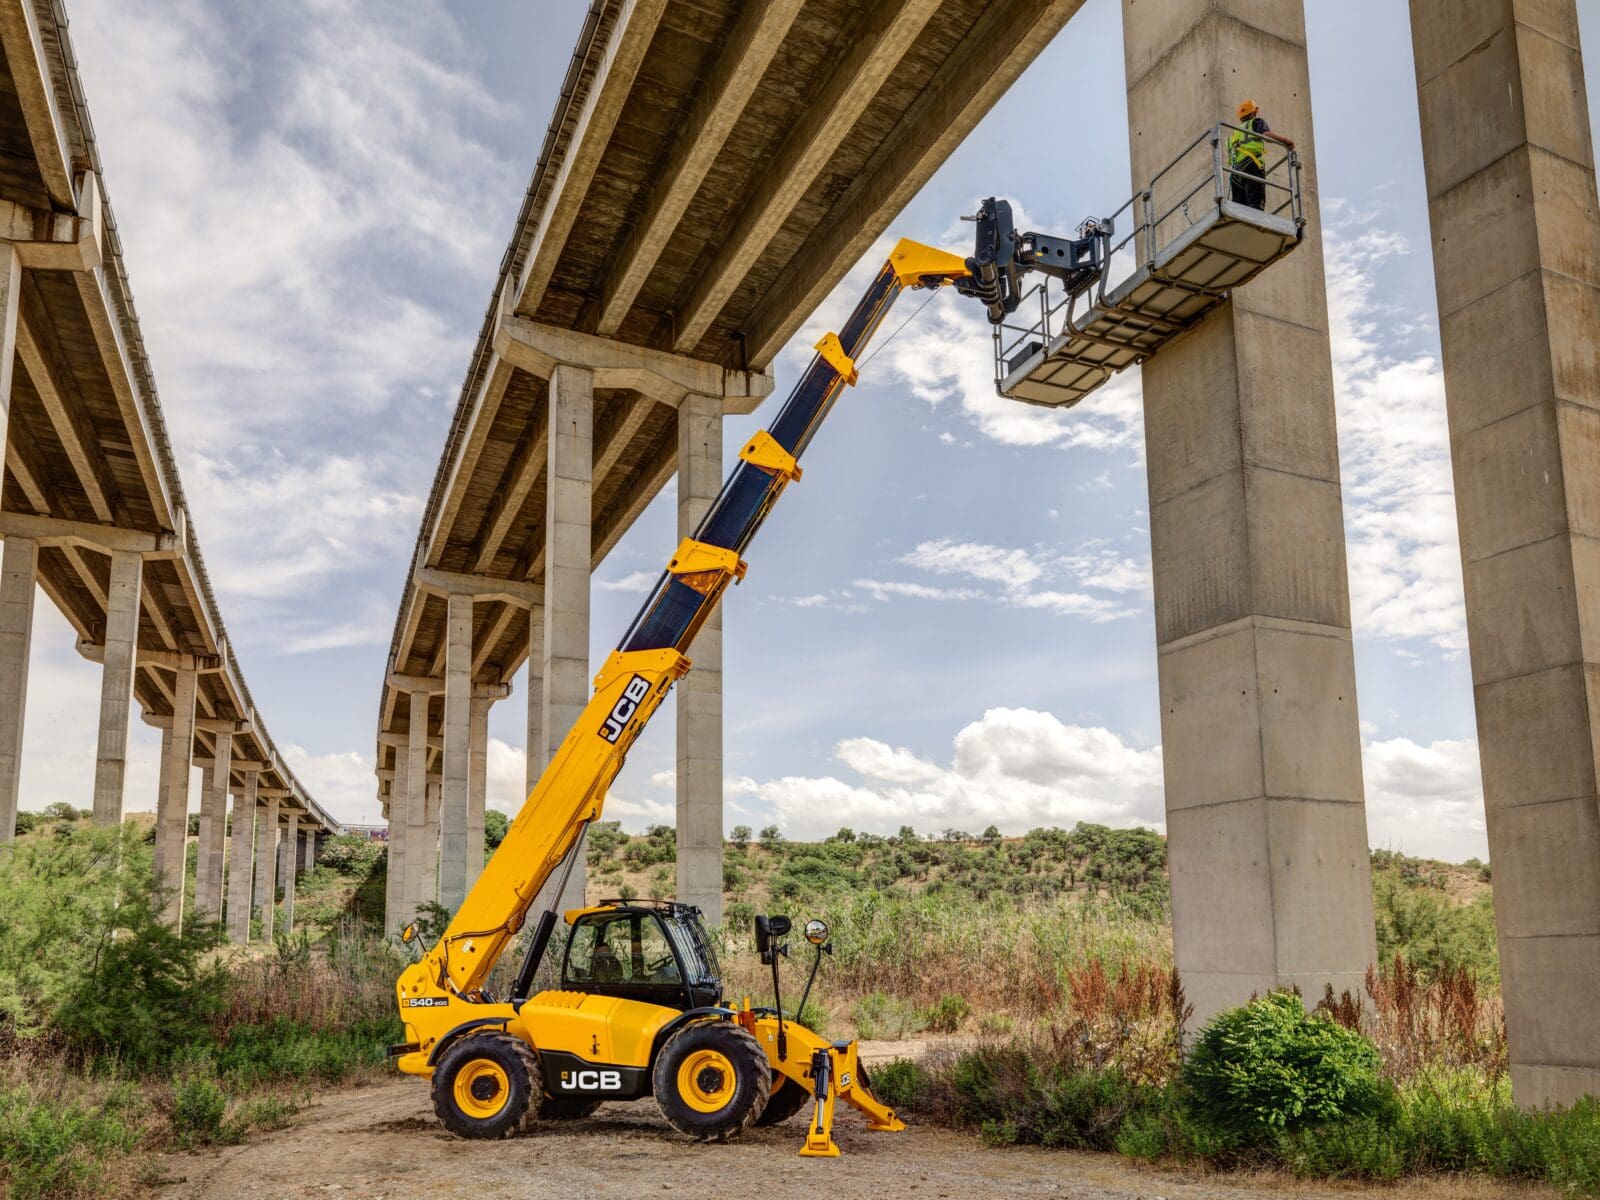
[{"left": 1230, "top": 158, "right": 1266, "bottom": 210}]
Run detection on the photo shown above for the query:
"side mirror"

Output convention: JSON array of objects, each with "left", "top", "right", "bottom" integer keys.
[
  {"left": 804, "top": 919, "right": 829, "bottom": 946},
  {"left": 754, "top": 914, "right": 791, "bottom": 965},
  {"left": 400, "top": 923, "right": 418, "bottom": 944}
]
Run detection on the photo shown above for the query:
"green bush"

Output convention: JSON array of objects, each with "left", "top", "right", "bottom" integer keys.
[
  {"left": 0, "top": 1082, "right": 143, "bottom": 1200},
  {"left": 1372, "top": 872, "right": 1498, "bottom": 985},
  {"left": 315, "top": 834, "right": 384, "bottom": 874},
  {"left": 921, "top": 994, "right": 970, "bottom": 1033},
  {"left": 1182, "top": 991, "right": 1391, "bottom": 1145},
  {"left": 870, "top": 1058, "right": 929, "bottom": 1111},
  {"left": 485, "top": 809, "right": 511, "bottom": 852},
  {"left": 169, "top": 1074, "right": 227, "bottom": 1147}
]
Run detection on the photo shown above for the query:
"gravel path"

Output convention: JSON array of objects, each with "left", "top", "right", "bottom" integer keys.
[{"left": 148, "top": 1075, "right": 1552, "bottom": 1200}]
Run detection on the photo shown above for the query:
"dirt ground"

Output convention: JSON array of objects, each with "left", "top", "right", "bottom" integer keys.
[{"left": 150, "top": 1045, "right": 1554, "bottom": 1200}]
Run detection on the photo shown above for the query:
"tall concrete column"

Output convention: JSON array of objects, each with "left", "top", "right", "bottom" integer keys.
[
  {"left": 676, "top": 394, "right": 724, "bottom": 922},
  {"left": 0, "top": 536, "right": 36, "bottom": 842},
  {"left": 439, "top": 592, "right": 473, "bottom": 910},
  {"left": 194, "top": 761, "right": 217, "bottom": 918},
  {"left": 539, "top": 364, "right": 592, "bottom": 912},
  {"left": 423, "top": 777, "right": 441, "bottom": 907},
  {"left": 91, "top": 550, "right": 142, "bottom": 825},
  {"left": 525, "top": 601, "right": 544, "bottom": 796},
  {"left": 403, "top": 691, "right": 430, "bottom": 921},
  {"left": 468, "top": 693, "right": 489, "bottom": 889},
  {"left": 385, "top": 746, "right": 409, "bottom": 937},
  {"left": 278, "top": 812, "right": 299, "bottom": 935},
  {"left": 154, "top": 668, "right": 198, "bottom": 927},
  {"left": 1410, "top": 0, "right": 1600, "bottom": 1107},
  {"left": 255, "top": 793, "right": 279, "bottom": 941},
  {"left": 226, "top": 770, "right": 256, "bottom": 943},
  {"left": 202, "top": 733, "right": 231, "bottom": 923},
  {"left": 302, "top": 829, "right": 316, "bottom": 873},
  {"left": 1123, "top": 0, "right": 1375, "bottom": 1027}
]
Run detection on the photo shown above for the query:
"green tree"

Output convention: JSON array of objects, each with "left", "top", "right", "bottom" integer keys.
[
  {"left": 485, "top": 808, "right": 511, "bottom": 852},
  {"left": 759, "top": 824, "right": 784, "bottom": 848},
  {"left": 729, "top": 824, "right": 751, "bottom": 848}
]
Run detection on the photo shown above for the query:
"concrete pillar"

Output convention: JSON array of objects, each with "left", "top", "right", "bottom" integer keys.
[
  {"left": 154, "top": 668, "right": 198, "bottom": 928},
  {"left": 194, "top": 762, "right": 217, "bottom": 918},
  {"left": 676, "top": 394, "right": 724, "bottom": 922},
  {"left": 525, "top": 601, "right": 543, "bottom": 796},
  {"left": 301, "top": 828, "right": 316, "bottom": 873},
  {"left": 202, "top": 733, "right": 231, "bottom": 923},
  {"left": 468, "top": 693, "right": 489, "bottom": 889},
  {"left": 1410, "top": 0, "right": 1600, "bottom": 1107},
  {"left": 1122, "top": 0, "right": 1375, "bottom": 1028},
  {"left": 539, "top": 364, "right": 592, "bottom": 912},
  {"left": 0, "top": 536, "right": 36, "bottom": 842},
  {"left": 226, "top": 771, "right": 256, "bottom": 943},
  {"left": 91, "top": 550, "right": 141, "bottom": 825},
  {"left": 384, "top": 744, "right": 409, "bottom": 937},
  {"left": 255, "top": 793, "right": 279, "bottom": 941},
  {"left": 403, "top": 691, "right": 430, "bottom": 921},
  {"left": 424, "top": 777, "right": 441, "bottom": 907},
  {"left": 439, "top": 592, "right": 473, "bottom": 910},
  {"left": 278, "top": 812, "right": 299, "bottom": 935}
]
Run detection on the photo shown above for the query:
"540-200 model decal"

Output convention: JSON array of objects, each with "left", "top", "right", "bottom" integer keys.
[{"left": 599, "top": 675, "right": 651, "bottom": 743}]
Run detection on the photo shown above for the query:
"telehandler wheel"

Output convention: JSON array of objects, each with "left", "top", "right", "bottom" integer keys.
[
  {"left": 653, "top": 1021, "right": 769, "bottom": 1141},
  {"left": 538, "top": 1095, "right": 603, "bottom": 1120},
  {"left": 754, "top": 1073, "right": 812, "bottom": 1126},
  {"left": 431, "top": 1031, "right": 541, "bottom": 1139}
]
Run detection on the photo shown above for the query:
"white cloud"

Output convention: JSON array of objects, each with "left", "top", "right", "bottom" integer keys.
[
  {"left": 900, "top": 539, "right": 1044, "bottom": 589},
  {"left": 1362, "top": 737, "right": 1486, "bottom": 862},
  {"left": 1326, "top": 218, "right": 1468, "bottom": 654},
  {"left": 751, "top": 708, "right": 1164, "bottom": 840},
  {"left": 596, "top": 571, "right": 658, "bottom": 594},
  {"left": 281, "top": 744, "right": 376, "bottom": 822}
]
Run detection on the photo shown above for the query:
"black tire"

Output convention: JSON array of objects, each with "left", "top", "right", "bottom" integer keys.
[
  {"left": 754, "top": 1073, "right": 812, "bottom": 1127},
  {"left": 538, "top": 1094, "right": 603, "bottom": 1120},
  {"left": 431, "top": 1031, "right": 541, "bottom": 1139},
  {"left": 652, "top": 1021, "right": 770, "bottom": 1141}
]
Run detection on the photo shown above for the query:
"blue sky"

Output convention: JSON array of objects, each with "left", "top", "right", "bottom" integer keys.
[{"left": 13, "top": 0, "right": 1598, "bottom": 861}]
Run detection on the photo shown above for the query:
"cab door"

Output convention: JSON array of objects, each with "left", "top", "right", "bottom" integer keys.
[{"left": 562, "top": 911, "right": 693, "bottom": 1010}]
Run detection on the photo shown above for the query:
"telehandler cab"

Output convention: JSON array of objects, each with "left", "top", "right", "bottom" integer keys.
[{"left": 391, "top": 172, "right": 1303, "bottom": 1153}]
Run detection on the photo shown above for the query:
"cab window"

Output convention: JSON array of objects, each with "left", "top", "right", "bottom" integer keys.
[{"left": 565, "top": 914, "right": 683, "bottom": 986}]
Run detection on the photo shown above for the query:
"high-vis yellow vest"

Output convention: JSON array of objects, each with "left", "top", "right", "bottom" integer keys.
[{"left": 1229, "top": 122, "right": 1265, "bottom": 168}]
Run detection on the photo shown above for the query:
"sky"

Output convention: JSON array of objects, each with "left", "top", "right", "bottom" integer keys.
[{"left": 12, "top": 0, "right": 1599, "bottom": 862}]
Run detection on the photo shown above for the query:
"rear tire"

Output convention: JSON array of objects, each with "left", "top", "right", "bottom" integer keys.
[
  {"left": 431, "top": 1031, "right": 540, "bottom": 1139},
  {"left": 754, "top": 1074, "right": 812, "bottom": 1126},
  {"left": 653, "top": 1021, "right": 769, "bottom": 1141}
]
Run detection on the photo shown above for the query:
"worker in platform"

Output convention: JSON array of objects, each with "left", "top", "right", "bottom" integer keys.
[{"left": 1228, "top": 99, "right": 1293, "bottom": 210}]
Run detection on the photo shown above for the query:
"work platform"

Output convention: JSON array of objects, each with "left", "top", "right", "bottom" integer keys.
[{"left": 996, "top": 124, "right": 1305, "bottom": 408}]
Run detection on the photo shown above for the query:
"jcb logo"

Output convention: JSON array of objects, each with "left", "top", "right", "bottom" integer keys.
[
  {"left": 599, "top": 675, "right": 651, "bottom": 743},
  {"left": 560, "top": 1069, "right": 623, "bottom": 1091}
]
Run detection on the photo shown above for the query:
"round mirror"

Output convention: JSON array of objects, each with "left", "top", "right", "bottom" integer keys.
[
  {"left": 400, "top": 923, "right": 418, "bottom": 944},
  {"left": 804, "top": 918, "right": 829, "bottom": 946}
]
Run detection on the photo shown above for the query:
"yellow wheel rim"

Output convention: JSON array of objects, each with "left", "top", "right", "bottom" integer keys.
[
  {"left": 677, "top": 1049, "right": 737, "bottom": 1113},
  {"left": 453, "top": 1059, "right": 511, "bottom": 1120}
]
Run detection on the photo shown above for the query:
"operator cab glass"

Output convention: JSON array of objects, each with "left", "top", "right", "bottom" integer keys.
[{"left": 562, "top": 905, "right": 722, "bottom": 1010}]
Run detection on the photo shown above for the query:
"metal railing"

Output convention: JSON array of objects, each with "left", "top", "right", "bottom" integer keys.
[{"left": 992, "top": 121, "right": 1303, "bottom": 392}]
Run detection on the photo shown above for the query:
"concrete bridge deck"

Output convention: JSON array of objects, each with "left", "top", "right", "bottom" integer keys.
[{"left": 0, "top": 0, "right": 333, "bottom": 939}]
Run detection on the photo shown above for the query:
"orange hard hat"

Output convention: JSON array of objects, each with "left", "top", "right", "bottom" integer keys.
[{"left": 1237, "top": 98, "right": 1259, "bottom": 119}]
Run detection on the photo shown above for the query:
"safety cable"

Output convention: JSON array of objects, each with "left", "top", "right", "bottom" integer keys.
[{"left": 855, "top": 288, "right": 940, "bottom": 372}]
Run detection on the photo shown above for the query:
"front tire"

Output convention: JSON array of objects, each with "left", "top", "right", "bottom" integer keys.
[
  {"left": 653, "top": 1021, "right": 769, "bottom": 1141},
  {"left": 431, "top": 1031, "right": 540, "bottom": 1139}
]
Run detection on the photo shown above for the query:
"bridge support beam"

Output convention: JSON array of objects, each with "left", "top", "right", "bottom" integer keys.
[
  {"left": 384, "top": 739, "right": 410, "bottom": 937},
  {"left": 91, "top": 549, "right": 141, "bottom": 825},
  {"left": 1410, "top": 0, "right": 1600, "bottom": 1107},
  {"left": 153, "top": 667, "right": 198, "bottom": 928},
  {"left": 439, "top": 593, "right": 472, "bottom": 910},
  {"left": 196, "top": 730, "right": 231, "bottom": 923},
  {"left": 404, "top": 690, "right": 430, "bottom": 922},
  {"left": 536, "top": 364, "right": 593, "bottom": 914},
  {"left": 226, "top": 770, "right": 256, "bottom": 942},
  {"left": 278, "top": 811, "right": 299, "bottom": 935},
  {"left": 1123, "top": 0, "right": 1375, "bottom": 1028},
  {"left": 255, "top": 792, "right": 279, "bottom": 941},
  {"left": 0, "top": 535, "right": 36, "bottom": 842},
  {"left": 468, "top": 693, "right": 489, "bottom": 890},
  {"left": 676, "top": 394, "right": 724, "bottom": 923}
]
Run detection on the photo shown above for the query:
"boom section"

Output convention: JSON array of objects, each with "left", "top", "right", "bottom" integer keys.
[{"left": 412, "top": 240, "right": 969, "bottom": 999}]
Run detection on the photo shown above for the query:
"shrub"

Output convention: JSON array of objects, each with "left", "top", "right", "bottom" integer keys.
[
  {"left": 728, "top": 825, "right": 751, "bottom": 849},
  {"left": 316, "top": 834, "right": 384, "bottom": 874},
  {"left": 921, "top": 994, "right": 970, "bottom": 1033},
  {"left": 852, "top": 992, "right": 923, "bottom": 1041},
  {"left": 1183, "top": 991, "right": 1391, "bottom": 1145},
  {"left": 169, "top": 1074, "right": 227, "bottom": 1147},
  {"left": 0, "top": 1079, "right": 143, "bottom": 1200},
  {"left": 870, "top": 1058, "right": 928, "bottom": 1111}
]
